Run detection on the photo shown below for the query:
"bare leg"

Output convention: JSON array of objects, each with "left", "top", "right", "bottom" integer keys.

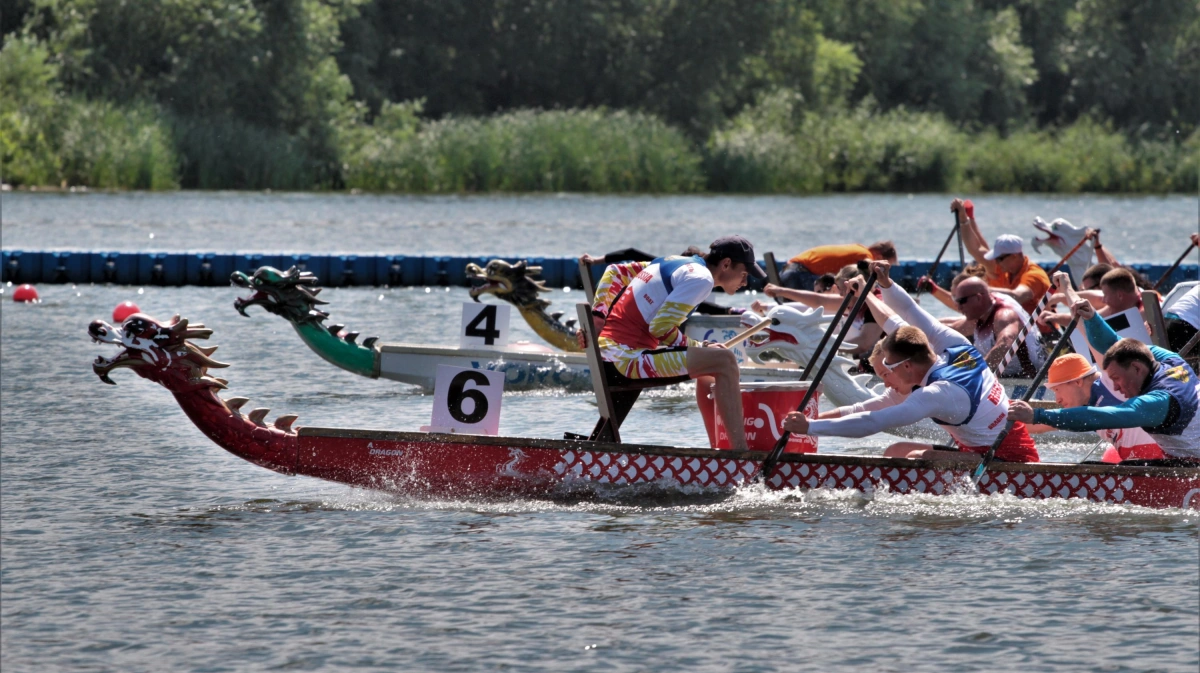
[
  {"left": 694, "top": 375, "right": 717, "bottom": 446},
  {"left": 687, "top": 346, "right": 746, "bottom": 451},
  {"left": 884, "top": 442, "right": 977, "bottom": 463}
]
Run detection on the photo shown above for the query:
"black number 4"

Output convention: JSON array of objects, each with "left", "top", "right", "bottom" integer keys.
[
  {"left": 465, "top": 304, "right": 502, "bottom": 345},
  {"left": 447, "top": 370, "right": 490, "bottom": 424}
]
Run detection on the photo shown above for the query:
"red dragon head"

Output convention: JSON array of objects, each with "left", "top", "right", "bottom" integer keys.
[{"left": 89, "top": 313, "right": 230, "bottom": 392}]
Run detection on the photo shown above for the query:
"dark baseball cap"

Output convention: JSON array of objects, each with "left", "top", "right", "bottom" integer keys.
[{"left": 709, "top": 235, "right": 767, "bottom": 278}]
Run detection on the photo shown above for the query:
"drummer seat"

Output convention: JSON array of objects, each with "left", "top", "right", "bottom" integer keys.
[{"left": 573, "top": 303, "right": 690, "bottom": 443}]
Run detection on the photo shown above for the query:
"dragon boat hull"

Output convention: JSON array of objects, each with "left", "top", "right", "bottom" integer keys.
[
  {"left": 88, "top": 311, "right": 1199, "bottom": 511},
  {"left": 293, "top": 428, "right": 1200, "bottom": 509},
  {"left": 376, "top": 343, "right": 808, "bottom": 392}
]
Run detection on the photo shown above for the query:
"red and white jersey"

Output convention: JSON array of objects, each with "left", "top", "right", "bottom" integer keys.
[
  {"left": 1098, "top": 426, "right": 1164, "bottom": 461},
  {"left": 974, "top": 293, "right": 1045, "bottom": 376},
  {"left": 598, "top": 256, "right": 714, "bottom": 351}
]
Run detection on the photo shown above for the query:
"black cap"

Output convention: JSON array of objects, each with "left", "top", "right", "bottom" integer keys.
[{"left": 709, "top": 235, "right": 766, "bottom": 278}]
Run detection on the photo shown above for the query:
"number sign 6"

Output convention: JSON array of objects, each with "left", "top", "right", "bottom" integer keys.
[
  {"left": 460, "top": 302, "right": 510, "bottom": 348},
  {"left": 426, "top": 365, "right": 505, "bottom": 435}
]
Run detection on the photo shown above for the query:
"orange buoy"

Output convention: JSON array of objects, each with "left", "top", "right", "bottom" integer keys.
[
  {"left": 113, "top": 301, "right": 141, "bottom": 322},
  {"left": 12, "top": 284, "right": 39, "bottom": 302}
]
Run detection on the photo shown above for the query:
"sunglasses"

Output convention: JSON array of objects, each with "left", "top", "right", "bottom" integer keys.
[
  {"left": 879, "top": 356, "right": 911, "bottom": 373},
  {"left": 994, "top": 253, "right": 1015, "bottom": 262},
  {"left": 953, "top": 293, "right": 981, "bottom": 306}
]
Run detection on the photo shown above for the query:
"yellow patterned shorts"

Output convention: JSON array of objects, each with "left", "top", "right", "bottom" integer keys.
[{"left": 597, "top": 337, "right": 691, "bottom": 379}]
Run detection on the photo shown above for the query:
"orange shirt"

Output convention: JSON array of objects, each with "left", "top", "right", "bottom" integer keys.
[
  {"left": 986, "top": 256, "right": 1050, "bottom": 314},
  {"left": 788, "top": 244, "right": 871, "bottom": 276}
]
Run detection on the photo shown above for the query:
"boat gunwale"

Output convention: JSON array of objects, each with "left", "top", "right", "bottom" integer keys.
[{"left": 296, "top": 427, "right": 1199, "bottom": 479}]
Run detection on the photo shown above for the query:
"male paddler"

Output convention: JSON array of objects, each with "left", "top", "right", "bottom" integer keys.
[
  {"left": 1009, "top": 299, "right": 1200, "bottom": 465},
  {"left": 587, "top": 236, "right": 766, "bottom": 452},
  {"left": 781, "top": 260, "right": 1039, "bottom": 463}
]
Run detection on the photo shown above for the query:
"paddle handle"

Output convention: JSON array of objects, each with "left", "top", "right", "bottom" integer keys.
[
  {"left": 1045, "top": 230, "right": 1096, "bottom": 279},
  {"left": 916, "top": 216, "right": 960, "bottom": 302},
  {"left": 721, "top": 318, "right": 778, "bottom": 349},
  {"left": 763, "top": 251, "right": 785, "bottom": 305},
  {"left": 760, "top": 272, "right": 879, "bottom": 481},
  {"left": 799, "top": 289, "right": 857, "bottom": 380},
  {"left": 973, "top": 316, "right": 1079, "bottom": 485},
  {"left": 1153, "top": 242, "right": 1197, "bottom": 291}
]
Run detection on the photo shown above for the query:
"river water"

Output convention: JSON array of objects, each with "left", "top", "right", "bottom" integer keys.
[{"left": 2, "top": 193, "right": 1198, "bottom": 672}]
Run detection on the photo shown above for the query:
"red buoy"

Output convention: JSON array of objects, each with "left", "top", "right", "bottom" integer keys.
[
  {"left": 12, "top": 284, "right": 39, "bottom": 303},
  {"left": 113, "top": 301, "right": 141, "bottom": 322}
]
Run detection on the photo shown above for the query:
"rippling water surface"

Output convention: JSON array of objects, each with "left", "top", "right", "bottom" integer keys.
[{"left": 2, "top": 194, "right": 1198, "bottom": 672}]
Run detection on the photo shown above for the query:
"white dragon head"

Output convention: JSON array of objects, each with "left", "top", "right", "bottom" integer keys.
[
  {"left": 1032, "top": 217, "right": 1094, "bottom": 284},
  {"left": 738, "top": 303, "right": 881, "bottom": 408}
]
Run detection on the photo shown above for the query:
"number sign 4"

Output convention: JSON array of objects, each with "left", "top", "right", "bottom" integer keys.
[
  {"left": 460, "top": 302, "right": 511, "bottom": 348},
  {"left": 425, "top": 365, "right": 505, "bottom": 435}
]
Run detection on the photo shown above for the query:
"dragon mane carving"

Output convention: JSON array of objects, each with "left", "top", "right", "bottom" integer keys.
[
  {"left": 90, "top": 313, "right": 298, "bottom": 471},
  {"left": 466, "top": 259, "right": 580, "bottom": 352}
]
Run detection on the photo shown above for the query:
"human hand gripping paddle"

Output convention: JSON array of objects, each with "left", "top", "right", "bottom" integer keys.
[
  {"left": 971, "top": 310, "right": 1081, "bottom": 487},
  {"left": 719, "top": 317, "right": 780, "bottom": 349},
  {"left": 994, "top": 230, "right": 1096, "bottom": 374},
  {"left": 755, "top": 270, "right": 879, "bottom": 483},
  {"left": 916, "top": 203, "right": 966, "bottom": 304}
]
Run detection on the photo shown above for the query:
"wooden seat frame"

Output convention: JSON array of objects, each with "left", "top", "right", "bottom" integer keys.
[{"left": 575, "top": 302, "right": 690, "bottom": 443}]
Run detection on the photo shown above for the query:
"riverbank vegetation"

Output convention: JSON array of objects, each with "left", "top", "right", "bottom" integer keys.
[{"left": 2, "top": 0, "right": 1197, "bottom": 193}]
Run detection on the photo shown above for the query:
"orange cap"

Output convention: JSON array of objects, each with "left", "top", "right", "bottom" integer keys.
[{"left": 1046, "top": 353, "right": 1097, "bottom": 388}]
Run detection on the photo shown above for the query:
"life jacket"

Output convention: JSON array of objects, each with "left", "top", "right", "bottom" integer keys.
[
  {"left": 1087, "top": 380, "right": 1163, "bottom": 461},
  {"left": 601, "top": 255, "right": 711, "bottom": 351},
  {"left": 1138, "top": 354, "right": 1200, "bottom": 458},
  {"left": 925, "top": 344, "right": 1013, "bottom": 448},
  {"left": 973, "top": 293, "right": 1042, "bottom": 377}
]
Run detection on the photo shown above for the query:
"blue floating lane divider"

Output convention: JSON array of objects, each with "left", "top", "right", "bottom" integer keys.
[{"left": 2, "top": 249, "right": 1196, "bottom": 293}]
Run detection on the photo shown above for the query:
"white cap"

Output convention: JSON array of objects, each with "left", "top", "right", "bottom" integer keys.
[{"left": 984, "top": 234, "right": 1024, "bottom": 260}]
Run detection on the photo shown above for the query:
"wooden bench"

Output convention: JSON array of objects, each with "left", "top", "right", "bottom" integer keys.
[{"left": 574, "top": 302, "right": 690, "bottom": 443}]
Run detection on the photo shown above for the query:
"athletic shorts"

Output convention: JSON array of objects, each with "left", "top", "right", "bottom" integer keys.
[
  {"left": 955, "top": 422, "right": 1039, "bottom": 463},
  {"left": 597, "top": 336, "right": 690, "bottom": 380}
]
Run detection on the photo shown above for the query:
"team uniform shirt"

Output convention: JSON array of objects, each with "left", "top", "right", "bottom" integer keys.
[
  {"left": 788, "top": 244, "right": 871, "bottom": 276},
  {"left": 986, "top": 256, "right": 1051, "bottom": 315},
  {"left": 1165, "top": 285, "right": 1200, "bottom": 329},
  {"left": 974, "top": 292, "right": 1044, "bottom": 377},
  {"left": 810, "top": 284, "right": 1038, "bottom": 462},
  {"left": 1083, "top": 379, "right": 1164, "bottom": 461},
  {"left": 593, "top": 256, "right": 713, "bottom": 378},
  {"left": 1033, "top": 313, "right": 1200, "bottom": 459}
]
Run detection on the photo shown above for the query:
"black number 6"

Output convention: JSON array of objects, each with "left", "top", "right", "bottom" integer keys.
[{"left": 447, "top": 370, "right": 490, "bottom": 424}]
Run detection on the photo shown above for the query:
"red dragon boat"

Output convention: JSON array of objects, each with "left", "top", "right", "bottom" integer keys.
[{"left": 89, "top": 312, "right": 1200, "bottom": 510}]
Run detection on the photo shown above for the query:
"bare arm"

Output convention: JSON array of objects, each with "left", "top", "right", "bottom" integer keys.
[
  {"left": 984, "top": 308, "right": 1022, "bottom": 370},
  {"left": 1088, "top": 229, "right": 1119, "bottom": 266},
  {"left": 763, "top": 284, "right": 844, "bottom": 311},
  {"left": 953, "top": 198, "right": 996, "bottom": 274}
]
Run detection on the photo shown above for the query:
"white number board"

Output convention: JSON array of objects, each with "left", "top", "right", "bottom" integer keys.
[
  {"left": 460, "top": 302, "right": 511, "bottom": 349},
  {"left": 423, "top": 365, "right": 505, "bottom": 435}
]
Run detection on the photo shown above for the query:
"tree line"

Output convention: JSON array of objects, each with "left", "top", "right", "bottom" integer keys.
[{"left": 2, "top": 0, "right": 1197, "bottom": 191}]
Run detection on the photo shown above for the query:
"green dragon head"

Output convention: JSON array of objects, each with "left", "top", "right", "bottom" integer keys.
[
  {"left": 232, "top": 266, "right": 330, "bottom": 325},
  {"left": 466, "top": 259, "right": 553, "bottom": 312}
]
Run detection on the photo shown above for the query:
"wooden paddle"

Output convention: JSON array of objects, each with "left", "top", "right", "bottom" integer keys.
[
  {"left": 994, "top": 231, "right": 1096, "bottom": 374},
  {"left": 915, "top": 214, "right": 960, "bottom": 304},
  {"left": 721, "top": 317, "right": 780, "bottom": 349},
  {"left": 757, "top": 272, "right": 878, "bottom": 482},
  {"left": 972, "top": 315, "right": 1080, "bottom": 486},
  {"left": 763, "top": 251, "right": 784, "bottom": 305},
  {"left": 1152, "top": 241, "right": 1197, "bottom": 291}
]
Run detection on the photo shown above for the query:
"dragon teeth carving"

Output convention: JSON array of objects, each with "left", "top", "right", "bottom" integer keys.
[
  {"left": 247, "top": 408, "right": 271, "bottom": 426},
  {"left": 343, "top": 331, "right": 360, "bottom": 343},
  {"left": 327, "top": 324, "right": 345, "bottom": 336},
  {"left": 362, "top": 337, "right": 379, "bottom": 349}
]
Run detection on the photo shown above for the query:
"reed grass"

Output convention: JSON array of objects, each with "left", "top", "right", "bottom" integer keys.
[
  {"left": 171, "top": 116, "right": 319, "bottom": 190},
  {"left": 341, "top": 108, "right": 704, "bottom": 193}
]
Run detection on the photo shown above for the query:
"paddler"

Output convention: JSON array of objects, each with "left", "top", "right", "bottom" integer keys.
[
  {"left": 1024, "top": 353, "right": 1163, "bottom": 463},
  {"left": 759, "top": 263, "right": 885, "bottom": 364},
  {"left": 781, "top": 260, "right": 1040, "bottom": 463},
  {"left": 954, "top": 199, "right": 1051, "bottom": 314},
  {"left": 1009, "top": 299, "right": 1200, "bottom": 465},
  {"left": 581, "top": 247, "right": 749, "bottom": 316},
  {"left": 943, "top": 276, "right": 1046, "bottom": 377},
  {"left": 778, "top": 240, "right": 897, "bottom": 290},
  {"left": 587, "top": 236, "right": 766, "bottom": 452}
]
